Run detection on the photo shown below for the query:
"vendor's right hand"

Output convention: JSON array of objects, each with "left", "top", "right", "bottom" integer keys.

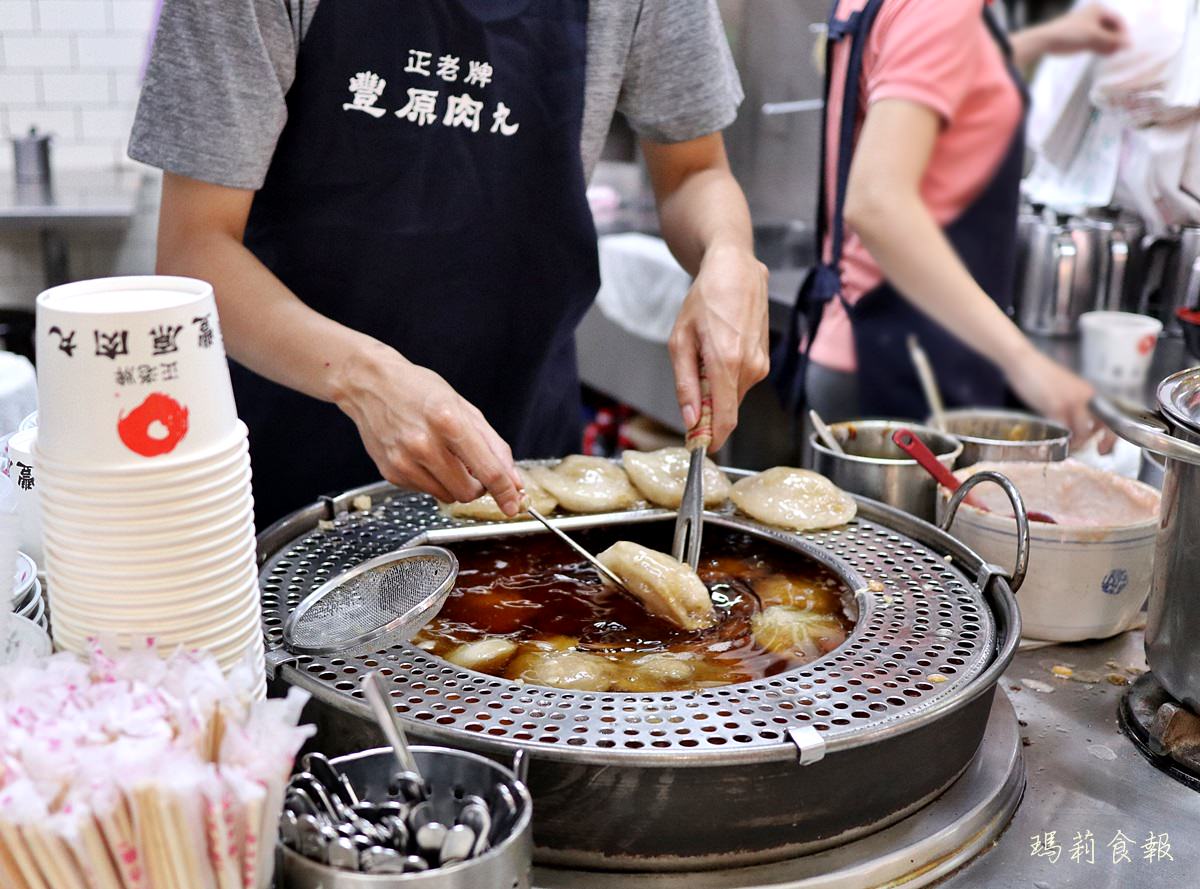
[
  {"left": 1003, "top": 347, "right": 1113, "bottom": 452},
  {"left": 334, "top": 344, "right": 524, "bottom": 515}
]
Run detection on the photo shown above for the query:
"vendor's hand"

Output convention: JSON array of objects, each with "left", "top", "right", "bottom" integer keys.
[
  {"left": 335, "top": 344, "right": 524, "bottom": 514},
  {"left": 1003, "top": 347, "right": 1114, "bottom": 453},
  {"left": 668, "top": 243, "right": 770, "bottom": 449},
  {"left": 1043, "top": 4, "right": 1129, "bottom": 56}
]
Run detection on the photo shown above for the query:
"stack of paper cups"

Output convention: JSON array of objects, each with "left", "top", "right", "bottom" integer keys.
[{"left": 34, "top": 276, "right": 263, "bottom": 697}]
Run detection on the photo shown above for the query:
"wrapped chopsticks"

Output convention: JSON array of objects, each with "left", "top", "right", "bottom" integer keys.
[{"left": 0, "top": 641, "right": 313, "bottom": 889}]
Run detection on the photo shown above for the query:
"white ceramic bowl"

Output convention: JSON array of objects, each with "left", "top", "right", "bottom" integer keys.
[
  {"left": 48, "top": 574, "right": 259, "bottom": 620},
  {"left": 50, "top": 591, "right": 260, "bottom": 641},
  {"left": 939, "top": 461, "right": 1160, "bottom": 642},
  {"left": 36, "top": 276, "right": 238, "bottom": 467}
]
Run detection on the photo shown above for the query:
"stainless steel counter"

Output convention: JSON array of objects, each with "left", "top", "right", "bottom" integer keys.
[{"left": 939, "top": 629, "right": 1198, "bottom": 887}]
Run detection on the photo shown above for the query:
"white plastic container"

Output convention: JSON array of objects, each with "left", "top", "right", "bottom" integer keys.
[
  {"left": 940, "top": 461, "right": 1160, "bottom": 642},
  {"left": 35, "top": 276, "right": 237, "bottom": 466}
]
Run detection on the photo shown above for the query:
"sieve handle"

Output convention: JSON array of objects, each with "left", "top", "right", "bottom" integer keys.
[{"left": 938, "top": 470, "right": 1030, "bottom": 594}]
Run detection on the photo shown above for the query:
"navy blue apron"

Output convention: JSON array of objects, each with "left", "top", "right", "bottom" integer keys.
[
  {"left": 773, "top": 0, "right": 1028, "bottom": 418},
  {"left": 238, "top": 0, "right": 598, "bottom": 525}
]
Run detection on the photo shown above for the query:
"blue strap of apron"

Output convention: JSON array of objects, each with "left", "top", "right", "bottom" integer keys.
[{"left": 825, "top": 0, "right": 887, "bottom": 274}]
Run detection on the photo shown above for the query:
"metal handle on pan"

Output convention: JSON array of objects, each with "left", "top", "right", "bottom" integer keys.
[
  {"left": 1091, "top": 395, "right": 1200, "bottom": 465},
  {"left": 938, "top": 470, "right": 1030, "bottom": 594},
  {"left": 1051, "top": 231, "right": 1078, "bottom": 330},
  {"left": 1106, "top": 230, "right": 1129, "bottom": 311}
]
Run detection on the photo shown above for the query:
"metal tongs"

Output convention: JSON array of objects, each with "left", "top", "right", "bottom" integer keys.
[{"left": 673, "top": 368, "right": 712, "bottom": 571}]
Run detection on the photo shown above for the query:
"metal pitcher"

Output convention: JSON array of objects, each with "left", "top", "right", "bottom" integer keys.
[
  {"left": 1015, "top": 211, "right": 1082, "bottom": 336},
  {"left": 1079, "top": 212, "right": 1144, "bottom": 313},
  {"left": 1093, "top": 368, "right": 1200, "bottom": 711},
  {"left": 1139, "top": 225, "right": 1200, "bottom": 334}
]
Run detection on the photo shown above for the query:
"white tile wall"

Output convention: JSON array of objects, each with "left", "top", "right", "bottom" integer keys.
[{"left": 0, "top": 0, "right": 161, "bottom": 307}]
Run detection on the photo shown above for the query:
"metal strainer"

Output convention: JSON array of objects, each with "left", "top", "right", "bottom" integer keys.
[{"left": 282, "top": 546, "right": 458, "bottom": 656}]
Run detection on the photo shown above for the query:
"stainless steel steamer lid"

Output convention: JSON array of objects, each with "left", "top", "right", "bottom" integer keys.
[
  {"left": 1158, "top": 366, "right": 1200, "bottom": 436},
  {"left": 259, "top": 479, "right": 1004, "bottom": 768}
]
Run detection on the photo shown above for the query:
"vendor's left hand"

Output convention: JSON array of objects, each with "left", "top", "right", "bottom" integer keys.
[
  {"left": 668, "top": 243, "right": 770, "bottom": 450},
  {"left": 1043, "top": 4, "right": 1129, "bottom": 56}
]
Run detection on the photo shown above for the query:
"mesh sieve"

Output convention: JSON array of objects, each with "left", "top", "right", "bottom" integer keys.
[{"left": 282, "top": 545, "right": 458, "bottom": 656}]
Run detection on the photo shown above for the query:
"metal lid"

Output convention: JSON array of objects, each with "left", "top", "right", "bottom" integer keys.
[{"left": 1158, "top": 367, "right": 1200, "bottom": 436}]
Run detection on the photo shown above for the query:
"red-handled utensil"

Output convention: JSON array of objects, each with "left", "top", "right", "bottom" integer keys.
[{"left": 891, "top": 427, "right": 1058, "bottom": 524}]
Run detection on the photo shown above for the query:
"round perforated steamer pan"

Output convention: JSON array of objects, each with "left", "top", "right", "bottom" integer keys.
[{"left": 259, "top": 468, "right": 1020, "bottom": 872}]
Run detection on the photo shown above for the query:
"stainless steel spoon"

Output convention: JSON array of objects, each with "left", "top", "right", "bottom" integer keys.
[{"left": 362, "top": 671, "right": 428, "bottom": 800}]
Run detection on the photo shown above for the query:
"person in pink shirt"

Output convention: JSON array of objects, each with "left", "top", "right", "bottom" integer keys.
[{"left": 775, "top": 1, "right": 1126, "bottom": 445}]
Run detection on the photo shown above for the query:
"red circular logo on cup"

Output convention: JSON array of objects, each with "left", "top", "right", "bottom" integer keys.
[
  {"left": 1137, "top": 334, "right": 1156, "bottom": 356},
  {"left": 117, "top": 392, "right": 190, "bottom": 457}
]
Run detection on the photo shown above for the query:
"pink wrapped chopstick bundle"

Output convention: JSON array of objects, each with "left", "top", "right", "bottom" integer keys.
[{"left": 0, "top": 643, "right": 313, "bottom": 889}]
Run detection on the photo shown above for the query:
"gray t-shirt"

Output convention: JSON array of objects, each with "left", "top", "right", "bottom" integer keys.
[{"left": 129, "top": 0, "right": 744, "bottom": 190}]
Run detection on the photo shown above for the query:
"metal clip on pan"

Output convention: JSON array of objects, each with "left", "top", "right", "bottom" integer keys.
[{"left": 938, "top": 470, "right": 1030, "bottom": 594}]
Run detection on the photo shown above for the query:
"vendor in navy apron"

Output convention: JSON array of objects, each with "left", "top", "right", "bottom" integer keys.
[
  {"left": 132, "top": 0, "right": 768, "bottom": 528},
  {"left": 773, "top": 1, "right": 1128, "bottom": 439}
]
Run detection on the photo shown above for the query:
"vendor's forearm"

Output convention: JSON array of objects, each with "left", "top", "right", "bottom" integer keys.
[
  {"left": 1009, "top": 24, "right": 1054, "bottom": 71},
  {"left": 641, "top": 135, "right": 753, "bottom": 276},
  {"left": 155, "top": 220, "right": 384, "bottom": 408},
  {"left": 656, "top": 167, "right": 754, "bottom": 275},
  {"left": 843, "top": 188, "right": 1034, "bottom": 368}
]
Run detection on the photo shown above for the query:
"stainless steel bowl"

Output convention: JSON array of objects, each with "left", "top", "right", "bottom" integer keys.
[
  {"left": 933, "top": 409, "right": 1070, "bottom": 465},
  {"left": 810, "top": 420, "right": 963, "bottom": 521}
]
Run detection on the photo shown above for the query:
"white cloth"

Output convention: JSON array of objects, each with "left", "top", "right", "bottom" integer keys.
[
  {"left": 0, "top": 353, "right": 36, "bottom": 439},
  {"left": 594, "top": 233, "right": 691, "bottom": 344}
]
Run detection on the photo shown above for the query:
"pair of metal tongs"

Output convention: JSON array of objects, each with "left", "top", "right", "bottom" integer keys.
[{"left": 672, "top": 369, "right": 712, "bottom": 571}]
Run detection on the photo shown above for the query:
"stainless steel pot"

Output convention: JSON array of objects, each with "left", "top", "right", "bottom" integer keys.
[
  {"left": 260, "top": 476, "right": 1026, "bottom": 872},
  {"left": 934, "top": 409, "right": 1071, "bottom": 466},
  {"left": 1093, "top": 368, "right": 1200, "bottom": 711},
  {"left": 809, "top": 421, "right": 962, "bottom": 521}
]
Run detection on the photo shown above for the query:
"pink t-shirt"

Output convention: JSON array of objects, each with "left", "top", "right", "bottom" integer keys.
[{"left": 807, "top": 0, "right": 1023, "bottom": 372}]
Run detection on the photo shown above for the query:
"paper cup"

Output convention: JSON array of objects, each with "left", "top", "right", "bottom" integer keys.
[
  {"left": 1079, "top": 311, "right": 1164, "bottom": 400},
  {"left": 43, "top": 514, "right": 253, "bottom": 565},
  {"left": 33, "top": 424, "right": 248, "bottom": 486},
  {"left": 45, "top": 531, "right": 255, "bottom": 583},
  {"left": 35, "top": 276, "right": 237, "bottom": 466},
  {"left": 39, "top": 464, "right": 252, "bottom": 516},
  {"left": 39, "top": 495, "right": 253, "bottom": 539},
  {"left": 49, "top": 575, "right": 258, "bottom": 622},
  {"left": 46, "top": 537, "right": 256, "bottom": 590},
  {"left": 50, "top": 585, "right": 260, "bottom": 638}
]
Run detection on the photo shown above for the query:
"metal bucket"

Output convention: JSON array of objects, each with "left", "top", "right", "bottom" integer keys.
[
  {"left": 278, "top": 746, "right": 533, "bottom": 888},
  {"left": 810, "top": 420, "right": 962, "bottom": 521},
  {"left": 934, "top": 409, "right": 1070, "bottom": 466}
]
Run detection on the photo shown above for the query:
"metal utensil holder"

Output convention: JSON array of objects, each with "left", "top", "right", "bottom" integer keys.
[{"left": 278, "top": 747, "right": 532, "bottom": 889}]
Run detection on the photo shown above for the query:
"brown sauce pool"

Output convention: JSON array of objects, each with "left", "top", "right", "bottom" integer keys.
[{"left": 413, "top": 525, "right": 856, "bottom": 692}]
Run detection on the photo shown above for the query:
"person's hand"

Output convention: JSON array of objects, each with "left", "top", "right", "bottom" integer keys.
[
  {"left": 1003, "top": 347, "right": 1113, "bottom": 452},
  {"left": 335, "top": 343, "right": 524, "bottom": 513},
  {"left": 668, "top": 243, "right": 770, "bottom": 449},
  {"left": 1043, "top": 4, "right": 1129, "bottom": 56}
]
